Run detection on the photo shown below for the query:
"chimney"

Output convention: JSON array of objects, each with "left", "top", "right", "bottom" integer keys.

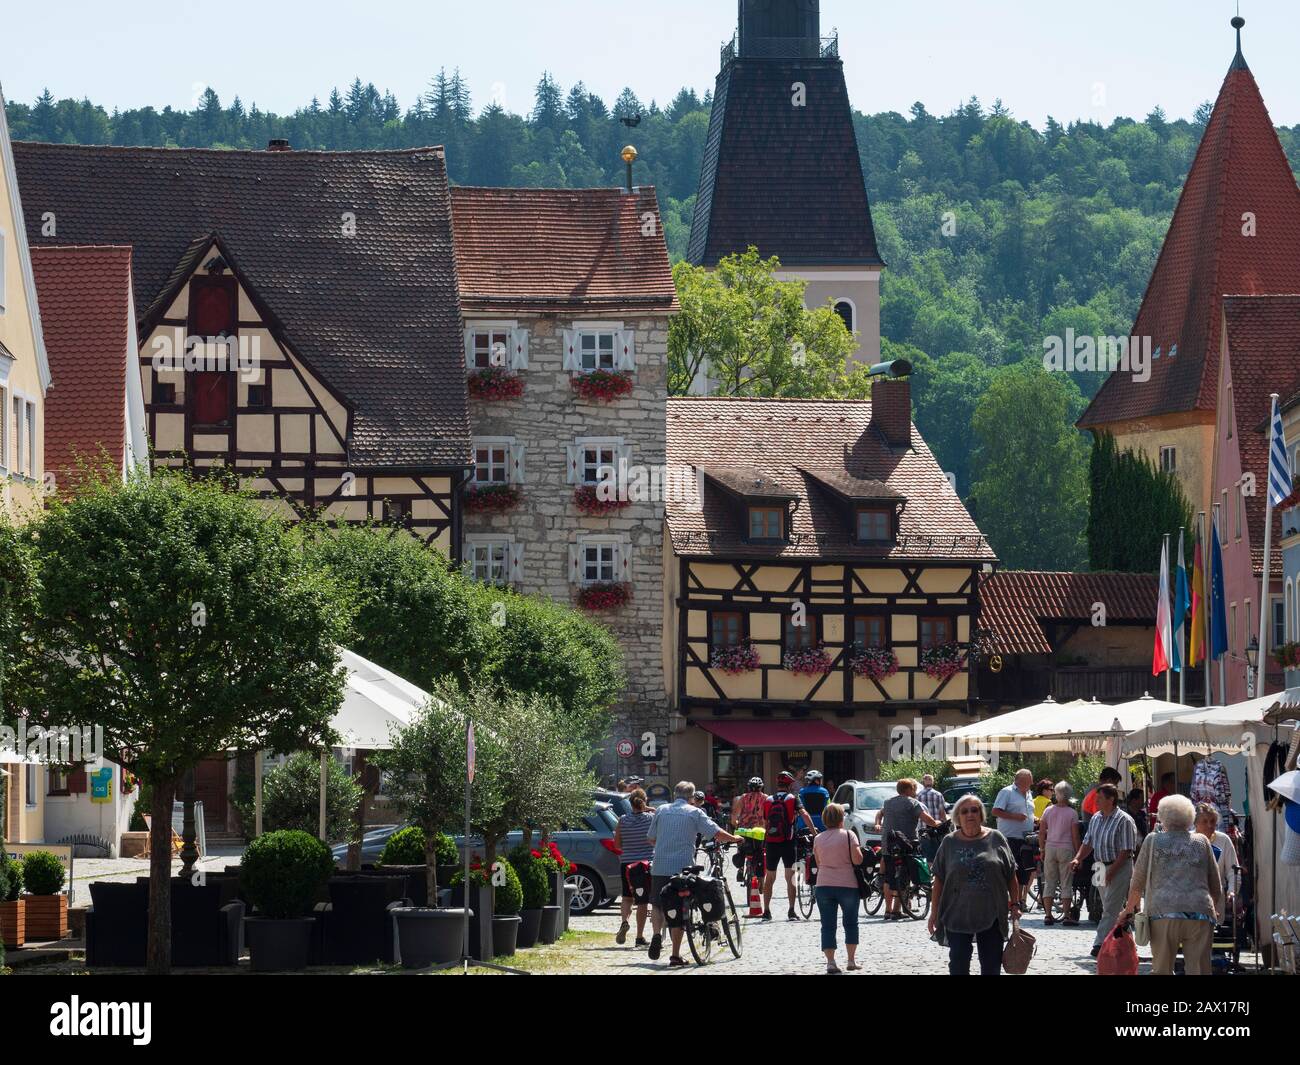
[
  {"left": 266, "top": 138, "right": 291, "bottom": 152},
  {"left": 870, "top": 377, "right": 912, "bottom": 448}
]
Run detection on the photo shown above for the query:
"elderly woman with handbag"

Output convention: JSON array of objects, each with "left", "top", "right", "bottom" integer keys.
[
  {"left": 927, "top": 794, "right": 1021, "bottom": 975},
  {"left": 1119, "top": 794, "right": 1223, "bottom": 975}
]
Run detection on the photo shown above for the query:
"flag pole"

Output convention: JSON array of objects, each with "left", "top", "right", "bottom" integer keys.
[
  {"left": 1200, "top": 511, "right": 1211, "bottom": 707},
  {"left": 1178, "top": 526, "right": 1187, "bottom": 706},
  {"left": 1258, "top": 392, "right": 1280, "bottom": 699},
  {"left": 1170, "top": 527, "right": 1180, "bottom": 702}
]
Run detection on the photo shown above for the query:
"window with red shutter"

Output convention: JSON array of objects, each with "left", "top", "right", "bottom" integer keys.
[{"left": 193, "top": 372, "right": 230, "bottom": 427}]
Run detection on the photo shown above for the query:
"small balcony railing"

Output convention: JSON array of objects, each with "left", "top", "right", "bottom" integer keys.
[{"left": 721, "top": 32, "right": 840, "bottom": 68}]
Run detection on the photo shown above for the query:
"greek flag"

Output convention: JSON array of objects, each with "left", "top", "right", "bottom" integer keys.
[{"left": 1269, "top": 396, "right": 1292, "bottom": 507}]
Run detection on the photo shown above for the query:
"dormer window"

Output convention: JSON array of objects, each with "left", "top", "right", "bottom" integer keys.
[
  {"left": 856, "top": 506, "right": 892, "bottom": 544},
  {"left": 748, "top": 506, "right": 784, "bottom": 541}
]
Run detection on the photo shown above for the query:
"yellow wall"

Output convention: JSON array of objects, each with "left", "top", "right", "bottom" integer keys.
[{"left": 1105, "top": 413, "right": 1217, "bottom": 521}]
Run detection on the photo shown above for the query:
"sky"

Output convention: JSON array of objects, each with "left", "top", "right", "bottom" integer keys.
[{"left": 0, "top": 1, "right": 1294, "bottom": 129}]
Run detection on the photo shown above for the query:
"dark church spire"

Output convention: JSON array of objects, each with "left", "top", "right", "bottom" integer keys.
[{"left": 1230, "top": 14, "right": 1249, "bottom": 72}]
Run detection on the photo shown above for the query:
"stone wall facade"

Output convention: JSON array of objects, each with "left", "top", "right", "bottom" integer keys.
[{"left": 464, "top": 313, "right": 673, "bottom": 783}]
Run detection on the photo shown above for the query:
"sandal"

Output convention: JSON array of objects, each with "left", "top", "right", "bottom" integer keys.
[
  {"left": 846, "top": 962, "right": 862, "bottom": 971},
  {"left": 1044, "top": 914, "right": 1056, "bottom": 926},
  {"left": 616, "top": 921, "right": 630, "bottom": 944},
  {"left": 826, "top": 962, "right": 841, "bottom": 974},
  {"left": 668, "top": 956, "right": 689, "bottom": 968},
  {"left": 1062, "top": 916, "right": 1079, "bottom": 926}
]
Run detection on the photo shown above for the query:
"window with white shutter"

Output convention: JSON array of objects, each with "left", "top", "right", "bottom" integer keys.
[
  {"left": 472, "top": 437, "right": 513, "bottom": 484},
  {"left": 568, "top": 322, "right": 630, "bottom": 374},
  {"left": 509, "top": 542, "right": 525, "bottom": 585},
  {"left": 572, "top": 535, "right": 631, "bottom": 586},
  {"left": 573, "top": 436, "right": 623, "bottom": 487},
  {"left": 465, "top": 536, "right": 514, "bottom": 586},
  {"left": 509, "top": 328, "right": 530, "bottom": 371},
  {"left": 615, "top": 328, "right": 636, "bottom": 370},
  {"left": 510, "top": 442, "right": 527, "bottom": 484},
  {"left": 465, "top": 324, "right": 516, "bottom": 372}
]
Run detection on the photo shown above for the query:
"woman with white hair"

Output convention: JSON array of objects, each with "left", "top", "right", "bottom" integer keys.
[
  {"left": 1119, "top": 794, "right": 1223, "bottom": 975},
  {"left": 1037, "top": 781, "right": 1080, "bottom": 926},
  {"left": 1193, "top": 802, "right": 1239, "bottom": 899}
]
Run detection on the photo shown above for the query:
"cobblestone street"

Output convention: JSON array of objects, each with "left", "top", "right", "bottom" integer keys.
[{"left": 569, "top": 880, "right": 1143, "bottom": 975}]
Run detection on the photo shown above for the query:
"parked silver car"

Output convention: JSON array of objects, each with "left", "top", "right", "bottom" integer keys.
[{"left": 832, "top": 780, "right": 903, "bottom": 848}]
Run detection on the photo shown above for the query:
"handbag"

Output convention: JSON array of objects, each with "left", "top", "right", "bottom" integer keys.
[
  {"left": 847, "top": 831, "right": 872, "bottom": 900},
  {"left": 1131, "top": 835, "right": 1154, "bottom": 946},
  {"left": 1097, "top": 923, "right": 1139, "bottom": 976},
  {"left": 1002, "top": 918, "right": 1036, "bottom": 975}
]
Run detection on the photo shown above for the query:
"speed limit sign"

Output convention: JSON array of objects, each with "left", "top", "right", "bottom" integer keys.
[{"left": 616, "top": 739, "right": 634, "bottom": 759}]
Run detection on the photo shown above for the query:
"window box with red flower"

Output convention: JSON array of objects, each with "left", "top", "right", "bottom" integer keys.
[
  {"left": 467, "top": 367, "right": 525, "bottom": 401},
  {"left": 920, "top": 642, "right": 966, "bottom": 681},
  {"left": 783, "top": 646, "right": 833, "bottom": 676},
  {"left": 570, "top": 369, "right": 634, "bottom": 403},
  {"left": 576, "top": 582, "right": 631, "bottom": 611},
  {"left": 465, "top": 483, "right": 522, "bottom": 513},
  {"left": 849, "top": 644, "right": 899, "bottom": 681},
  {"left": 711, "top": 640, "right": 761, "bottom": 675},
  {"left": 1274, "top": 641, "right": 1300, "bottom": 670},
  {"left": 573, "top": 484, "right": 630, "bottom": 515}
]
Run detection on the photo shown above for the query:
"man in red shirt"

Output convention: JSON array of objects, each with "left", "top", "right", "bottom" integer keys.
[
  {"left": 1082, "top": 766, "right": 1123, "bottom": 816},
  {"left": 1146, "top": 773, "right": 1176, "bottom": 817}
]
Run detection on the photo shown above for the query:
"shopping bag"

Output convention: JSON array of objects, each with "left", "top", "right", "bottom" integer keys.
[{"left": 1097, "top": 923, "right": 1139, "bottom": 976}]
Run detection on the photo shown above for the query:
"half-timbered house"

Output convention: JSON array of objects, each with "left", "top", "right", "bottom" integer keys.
[
  {"left": 665, "top": 378, "right": 996, "bottom": 793},
  {"left": 13, "top": 142, "right": 469, "bottom": 555}
]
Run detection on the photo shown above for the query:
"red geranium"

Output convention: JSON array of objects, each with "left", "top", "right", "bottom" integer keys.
[
  {"left": 468, "top": 367, "right": 525, "bottom": 401},
  {"left": 573, "top": 484, "right": 630, "bottom": 515},
  {"left": 577, "top": 582, "right": 631, "bottom": 611},
  {"left": 465, "top": 483, "right": 522, "bottom": 513},
  {"left": 570, "top": 369, "right": 634, "bottom": 403}
]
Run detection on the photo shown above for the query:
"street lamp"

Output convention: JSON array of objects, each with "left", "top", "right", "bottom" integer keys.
[
  {"left": 1247, "top": 636, "right": 1259, "bottom": 673},
  {"left": 621, "top": 145, "right": 638, "bottom": 193},
  {"left": 1246, "top": 636, "right": 1259, "bottom": 697}
]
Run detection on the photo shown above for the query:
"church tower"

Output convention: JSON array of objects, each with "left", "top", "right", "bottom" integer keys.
[{"left": 688, "top": 0, "right": 884, "bottom": 365}]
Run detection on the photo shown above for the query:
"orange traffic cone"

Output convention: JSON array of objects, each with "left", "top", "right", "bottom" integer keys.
[{"left": 748, "top": 876, "right": 763, "bottom": 917}]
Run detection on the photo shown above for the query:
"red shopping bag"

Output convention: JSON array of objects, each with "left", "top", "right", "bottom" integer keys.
[{"left": 1096, "top": 923, "right": 1138, "bottom": 976}]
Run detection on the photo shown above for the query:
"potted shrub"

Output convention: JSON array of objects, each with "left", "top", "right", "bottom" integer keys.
[
  {"left": 535, "top": 841, "right": 574, "bottom": 943},
  {"left": 491, "top": 860, "right": 523, "bottom": 958},
  {"left": 21, "top": 851, "right": 68, "bottom": 941},
  {"left": 240, "top": 830, "right": 335, "bottom": 971},
  {"left": 508, "top": 847, "right": 549, "bottom": 949},
  {"left": 0, "top": 854, "right": 22, "bottom": 950}
]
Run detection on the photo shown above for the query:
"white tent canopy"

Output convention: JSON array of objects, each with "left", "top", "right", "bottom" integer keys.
[
  {"left": 942, "top": 694, "right": 1189, "bottom": 754},
  {"left": 1121, "top": 690, "right": 1300, "bottom": 757}
]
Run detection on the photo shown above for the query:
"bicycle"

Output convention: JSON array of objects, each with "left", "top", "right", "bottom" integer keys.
[
  {"left": 793, "top": 830, "right": 816, "bottom": 919},
  {"left": 682, "top": 841, "right": 743, "bottom": 965},
  {"left": 1021, "top": 836, "right": 1042, "bottom": 913},
  {"left": 860, "top": 844, "right": 885, "bottom": 916},
  {"left": 882, "top": 835, "right": 930, "bottom": 920}
]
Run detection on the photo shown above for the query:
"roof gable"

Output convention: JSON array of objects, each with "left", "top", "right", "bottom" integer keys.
[
  {"left": 979, "top": 570, "right": 1159, "bottom": 656},
  {"left": 12, "top": 142, "right": 469, "bottom": 467},
  {"left": 1080, "top": 46, "right": 1300, "bottom": 428}
]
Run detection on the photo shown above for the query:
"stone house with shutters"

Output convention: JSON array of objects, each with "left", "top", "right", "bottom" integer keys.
[{"left": 449, "top": 185, "right": 679, "bottom": 776}]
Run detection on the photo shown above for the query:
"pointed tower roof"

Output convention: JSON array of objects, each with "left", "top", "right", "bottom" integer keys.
[{"left": 1079, "top": 17, "right": 1300, "bottom": 428}]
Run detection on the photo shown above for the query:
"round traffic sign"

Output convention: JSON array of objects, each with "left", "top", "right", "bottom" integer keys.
[{"left": 616, "top": 740, "right": 634, "bottom": 759}]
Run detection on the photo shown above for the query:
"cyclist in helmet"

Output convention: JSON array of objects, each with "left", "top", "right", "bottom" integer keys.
[
  {"left": 800, "top": 770, "right": 831, "bottom": 831},
  {"left": 733, "top": 776, "right": 768, "bottom": 830},
  {"left": 762, "top": 770, "right": 816, "bottom": 921}
]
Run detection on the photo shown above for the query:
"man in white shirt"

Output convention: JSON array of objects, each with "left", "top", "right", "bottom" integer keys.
[{"left": 993, "top": 769, "right": 1035, "bottom": 905}]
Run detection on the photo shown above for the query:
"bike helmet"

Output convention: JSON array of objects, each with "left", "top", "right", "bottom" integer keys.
[
  {"left": 777, "top": 771, "right": 795, "bottom": 787},
  {"left": 805, "top": 770, "right": 823, "bottom": 782},
  {"left": 747, "top": 776, "right": 765, "bottom": 790}
]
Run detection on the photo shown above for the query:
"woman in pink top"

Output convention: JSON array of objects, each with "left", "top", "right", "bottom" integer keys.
[
  {"left": 1037, "top": 782, "right": 1082, "bottom": 926},
  {"left": 812, "top": 803, "right": 864, "bottom": 973}
]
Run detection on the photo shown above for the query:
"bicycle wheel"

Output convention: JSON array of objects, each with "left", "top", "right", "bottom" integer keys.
[
  {"left": 721, "top": 885, "right": 743, "bottom": 958},
  {"left": 1024, "top": 877, "right": 1041, "bottom": 913},
  {"left": 863, "top": 873, "right": 884, "bottom": 916},
  {"left": 903, "top": 884, "right": 931, "bottom": 920},
  {"left": 685, "top": 902, "right": 713, "bottom": 965},
  {"left": 796, "top": 860, "right": 816, "bottom": 919}
]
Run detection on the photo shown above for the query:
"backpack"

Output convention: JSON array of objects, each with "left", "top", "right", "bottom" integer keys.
[{"left": 766, "top": 793, "right": 794, "bottom": 843}]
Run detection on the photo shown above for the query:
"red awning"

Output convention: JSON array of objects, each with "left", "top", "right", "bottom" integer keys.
[{"left": 694, "top": 719, "right": 869, "bottom": 752}]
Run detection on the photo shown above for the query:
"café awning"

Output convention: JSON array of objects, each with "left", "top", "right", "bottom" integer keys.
[{"left": 695, "top": 719, "right": 869, "bottom": 752}]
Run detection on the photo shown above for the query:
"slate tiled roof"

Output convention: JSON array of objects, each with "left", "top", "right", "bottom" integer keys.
[
  {"left": 450, "top": 186, "right": 677, "bottom": 316},
  {"left": 687, "top": 58, "right": 883, "bottom": 268},
  {"left": 30, "top": 245, "right": 133, "bottom": 484},
  {"left": 665, "top": 397, "right": 994, "bottom": 561},
  {"left": 1222, "top": 294, "right": 1300, "bottom": 578},
  {"left": 979, "top": 570, "right": 1159, "bottom": 656},
  {"left": 1079, "top": 46, "right": 1300, "bottom": 428},
  {"left": 12, "top": 142, "right": 469, "bottom": 467}
]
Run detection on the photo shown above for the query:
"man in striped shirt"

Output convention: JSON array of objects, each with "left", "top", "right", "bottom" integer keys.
[
  {"left": 916, "top": 775, "right": 949, "bottom": 860},
  {"left": 645, "top": 780, "right": 740, "bottom": 966},
  {"left": 1071, "top": 783, "right": 1138, "bottom": 958}
]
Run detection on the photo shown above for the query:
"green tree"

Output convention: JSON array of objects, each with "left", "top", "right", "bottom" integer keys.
[
  {"left": 229, "top": 751, "right": 362, "bottom": 843},
  {"left": 969, "top": 362, "right": 1089, "bottom": 569},
  {"left": 668, "top": 248, "right": 856, "bottom": 397},
  {"left": 6, "top": 469, "right": 347, "bottom": 973},
  {"left": 1086, "top": 431, "right": 1194, "bottom": 572}
]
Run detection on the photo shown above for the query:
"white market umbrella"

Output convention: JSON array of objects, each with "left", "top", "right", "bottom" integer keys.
[
  {"left": 941, "top": 697, "right": 1096, "bottom": 753},
  {"left": 1121, "top": 690, "right": 1300, "bottom": 757}
]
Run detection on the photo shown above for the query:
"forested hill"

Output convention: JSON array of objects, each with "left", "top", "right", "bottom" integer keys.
[{"left": 10, "top": 74, "right": 1290, "bottom": 570}]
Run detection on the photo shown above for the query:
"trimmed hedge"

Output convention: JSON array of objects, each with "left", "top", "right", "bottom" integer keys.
[
  {"left": 241, "top": 830, "right": 335, "bottom": 919},
  {"left": 21, "top": 851, "right": 65, "bottom": 896},
  {"left": 379, "top": 826, "right": 456, "bottom": 868}
]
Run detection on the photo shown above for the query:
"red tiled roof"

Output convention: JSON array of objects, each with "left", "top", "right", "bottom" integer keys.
[
  {"left": 450, "top": 186, "right": 677, "bottom": 315},
  {"left": 1222, "top": 294, "right": 1300, "bottom": 578},
  {"left": 31, "top": 245, "right": 133, "bottom": 487},
  {"left": 665, "top": 397, "right": 994, "bottom": 562},
  {"left": 1079, "top": 50, "right": 1300, "bottom": 428},
  {"left": 978, "top": 571, "right": 1159, "bottom": 656}
]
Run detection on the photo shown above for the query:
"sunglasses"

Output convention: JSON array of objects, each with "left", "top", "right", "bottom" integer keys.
[{"left": 958, "top": 808, "right": 982, "bottom": 816}]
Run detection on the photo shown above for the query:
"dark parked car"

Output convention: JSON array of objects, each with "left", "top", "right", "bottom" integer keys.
[
  {"left": 941, "top": 777, "right": 983, "bottom": 811},
  {"left": 330, "top": 802, "right": 622, "bottom": 916}
]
